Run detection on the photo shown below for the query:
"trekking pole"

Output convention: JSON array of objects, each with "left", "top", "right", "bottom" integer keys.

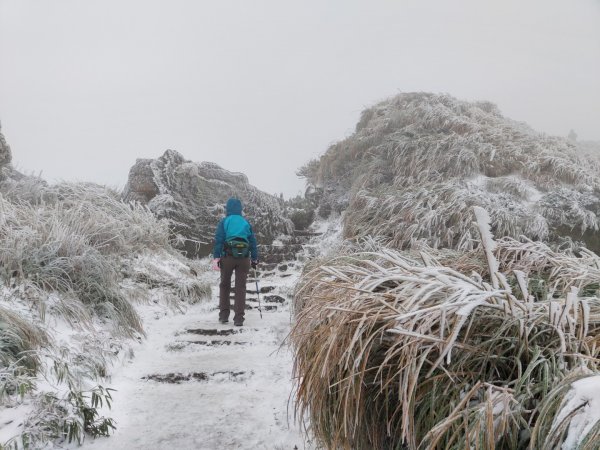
[{"left": 254, "top": 267, "right": 263, "bottom": 319}]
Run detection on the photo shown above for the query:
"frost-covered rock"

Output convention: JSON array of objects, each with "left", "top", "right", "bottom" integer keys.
[
  {"left": 301, "top": 92, "right": 600, "bottom": 251},
  {"left": 124, "top": 150, "right": 294, "bottom": 257},
  {"left": 0, "top": 126, "right": 13, "bottom": 179},
  {"left": 0, "top": 126, "right": 32, "bottom": 189}
]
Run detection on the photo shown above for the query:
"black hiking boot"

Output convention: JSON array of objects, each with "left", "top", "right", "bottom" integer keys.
[
  {"left": 219, "top": 319, "right": 229, "bottom": 324},
  {"left": 234, "top": 321, "right": 243, "bottom": 327}
]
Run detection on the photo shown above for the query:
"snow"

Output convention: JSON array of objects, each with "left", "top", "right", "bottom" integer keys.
[
  {"left": 133, "top": 250, "right": 195, "bottom": 280},
  {"left": 69, "top": 266, "right": 311, "bottom": 450},
  {"left": 554, "top": 375, "right": 600, "bottom": 449},
  {"left": 1, "top": 243, "right": 310, "bottom": 449},
  {"left": 0, "top": 403, "right": 31, "bottom": 444},
  {"left": 466, "top": 174, "right": 488, "bottom": 188},
  {"left": 312, "top": 217, "right": 336, "bottom": 235},
  {"left": 306, "top": 216, "right": 344, "bottom": 258}
]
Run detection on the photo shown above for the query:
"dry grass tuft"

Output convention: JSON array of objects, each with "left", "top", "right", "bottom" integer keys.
[
  {"left": 290, "top": 208, "right": 600, "bottom": 449},
  {"left": 0, "top": 306, "right": 48, "bottom": 374}
]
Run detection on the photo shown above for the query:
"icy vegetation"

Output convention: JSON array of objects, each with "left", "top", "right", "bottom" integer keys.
[
  {"left": 0, "top": 181, "right": 210, "bottom": 448},
  {"left": 124, "top": 150, "right": 294, "bottom": 258},
  {"left": 300, "top": 92, "right": 600, "bottom": 252},
  {"left": 3, "top": 94, "right": 600, "bottom": 449},
  {"left": 291, "top": 208, "right": 600, "bottom": 449}
]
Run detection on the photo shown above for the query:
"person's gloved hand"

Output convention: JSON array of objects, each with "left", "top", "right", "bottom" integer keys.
[
  {"left": 251, "top": 259, "right": 258, "bottom": 269},
  {"left": 212, "top": 258, "right": 221, "bottom": 271}
]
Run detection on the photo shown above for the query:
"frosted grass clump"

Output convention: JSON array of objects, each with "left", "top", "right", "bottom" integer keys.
[
  {"left": 301, "top": 92, "right": 600, "bottom": 252},
  {"left": 0, "top": 181, "right": 210, "bottom": 447},
  {"left": 290, "top": 208, "right": 600, "bottom": 449},
  {"left": 0, "top": 182, "right": 176, "bottom": 335}
]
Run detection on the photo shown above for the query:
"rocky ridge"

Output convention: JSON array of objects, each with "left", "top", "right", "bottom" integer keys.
[
  {"left": 0, "top": 126, "right": 13, "bottom": 180},
  {"left": 124, "top": 150, "right": 294, "bottom": 258}
]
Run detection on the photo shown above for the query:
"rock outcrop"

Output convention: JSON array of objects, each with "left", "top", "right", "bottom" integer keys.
[
  {"left": 124, "top": 150, "right": 294, "bottom": 258},
  {"left": 0, "top": 126, "right": 45, "bottom": 200},
  {"left": 0, "top": 125, "right": 13, "bottom": 180},
  {"left": 300, "top": 92, "right": 600, "bottom": 252}
]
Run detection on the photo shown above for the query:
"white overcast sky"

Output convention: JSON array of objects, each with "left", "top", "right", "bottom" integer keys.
[{"left": 1, "top": 0, "right": 599, "bottom": 197}]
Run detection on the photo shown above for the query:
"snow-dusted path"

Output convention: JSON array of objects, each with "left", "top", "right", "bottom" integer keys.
[{"left": 78, "top": 268, "right": 309, "bottom": 450}]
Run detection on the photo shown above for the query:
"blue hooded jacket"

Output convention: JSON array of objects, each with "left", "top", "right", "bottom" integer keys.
[{"left": 212, "top": 198, "right": 259, "bottom": 260}]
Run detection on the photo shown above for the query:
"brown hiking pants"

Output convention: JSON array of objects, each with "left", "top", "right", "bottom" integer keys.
[{"left": 219, "top": 256, "right": 250, "bottom": 324}]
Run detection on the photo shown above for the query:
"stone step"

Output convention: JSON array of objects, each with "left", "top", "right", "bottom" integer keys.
[
  {"left": 247, "top": 298, "right": 285, "bottom": 306},
  {"left": 247, "top": 273, "right": 275, "bottom": 282},
  {"left": 230, "top": 294, "right": 280, "bottom": 302},
  {"left": 293, "top": 230, "right": 323, "bottom": 237},
  {"left": 224, "top": 295, "right": 282, "bottom": 307},
  {"left": 262, "top": 295, "right": 285, "bottom": 304},
  {"left": 183, "top": 328, "right": 245, "bottom": 336},
  {"left": 249, "top": 304, "right": 278, "bottom": 311},
  {"left": 244, "top": 286, "right": 276, "bottom": 295},
  {"left": 210, "top": 305, "right": 278, "bottom": 312},
  {"left": 142, "top": 370, "right": 250, "bottom": 383},
  {"left": 181, "top": 340, "right": 249, "bottom": 347}
]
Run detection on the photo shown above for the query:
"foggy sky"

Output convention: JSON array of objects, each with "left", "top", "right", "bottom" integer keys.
[{"left": 1, "top": 0, "right": 599, "bottom": 198}]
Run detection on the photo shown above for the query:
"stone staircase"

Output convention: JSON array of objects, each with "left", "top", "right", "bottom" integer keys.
[
  {"left": 258, "top": 229, "right": 322, "bottom": 272},
  {"left": 221, "top": 229, "right": 322, "bottom": 314}
]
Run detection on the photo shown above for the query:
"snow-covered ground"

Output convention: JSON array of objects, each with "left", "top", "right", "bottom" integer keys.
[{"left": 73, "top": 264, "right": 312, "bottom": 450}]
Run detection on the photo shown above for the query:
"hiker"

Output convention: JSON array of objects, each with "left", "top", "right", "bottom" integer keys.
[{"left": 212, "top": 198, "right": 259, "bottom": 326}]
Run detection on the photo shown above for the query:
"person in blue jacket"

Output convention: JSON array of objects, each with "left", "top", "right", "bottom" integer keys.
[{"left": 212, "top": 198, "right": 259, "bottom": 326}]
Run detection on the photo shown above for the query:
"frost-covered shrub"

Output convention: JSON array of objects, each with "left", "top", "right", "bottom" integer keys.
[
  {"left": 0, "top": 183, "right": 173, "bottom": 336},
  {"left": 2, "top": 363, "right": 117, "bottom": 448},
  {"left": 284, "top": 195, "right": 316, "bottom": 230},
  {"left": 177, "top": 279, "right": 212, "bottom": 304},
  {"left": 303, "top": 92, "right": 600, "bottom": 252},
  {"left": 0, "top": 306, "right": 47, "bottom": 407},
  {"left": 289, "top": 208, "right": 315, "bottom": 230}
]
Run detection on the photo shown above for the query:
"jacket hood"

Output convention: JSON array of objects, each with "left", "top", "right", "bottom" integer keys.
[{"left": 226, "top": 198, "right": 243, "bottom": 216}]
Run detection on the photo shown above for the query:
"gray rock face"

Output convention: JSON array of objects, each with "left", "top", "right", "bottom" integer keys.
[
  {"left": 0, "top": 127, "right": 12, "bottom": 178},
  {"left": 124, "top": 150, "right": 294, "bottom": 258},
  {"left": 0, "top": 126, "right": 43, "bottom": 192}
]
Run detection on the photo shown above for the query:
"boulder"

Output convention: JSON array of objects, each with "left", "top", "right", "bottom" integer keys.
[
  {"left": 124, "top": 150, "right": 294, "bottom": 258},
  {"left": 0, "top": 126, "right": 12, "bottom": 180},
  {"left": 0, "top": 127, "right": 30, "bottom": 189}
]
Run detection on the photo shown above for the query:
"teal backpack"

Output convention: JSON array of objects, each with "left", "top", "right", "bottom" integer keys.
[{"left": 225, "top": 238, "right": 250, "bottom": 258}]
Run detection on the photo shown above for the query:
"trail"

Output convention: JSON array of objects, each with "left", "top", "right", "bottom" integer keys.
[{"left": 77, "top": 265, "right": 310, "bottom": 450}]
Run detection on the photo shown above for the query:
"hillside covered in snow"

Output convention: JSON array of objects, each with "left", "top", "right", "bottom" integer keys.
[
  {"left": 0, "top": 174, "right": 213, "bottom": 448},
  {"left": 300, "top": 92, "right": 600, "bottom": 252},
  {"left": 0, "top": 123, "right": 314, "bottom": 449}
]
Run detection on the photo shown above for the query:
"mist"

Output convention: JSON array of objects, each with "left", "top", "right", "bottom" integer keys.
[{"left": 1, "top": 0, "right": 598, "bottom": 197}]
